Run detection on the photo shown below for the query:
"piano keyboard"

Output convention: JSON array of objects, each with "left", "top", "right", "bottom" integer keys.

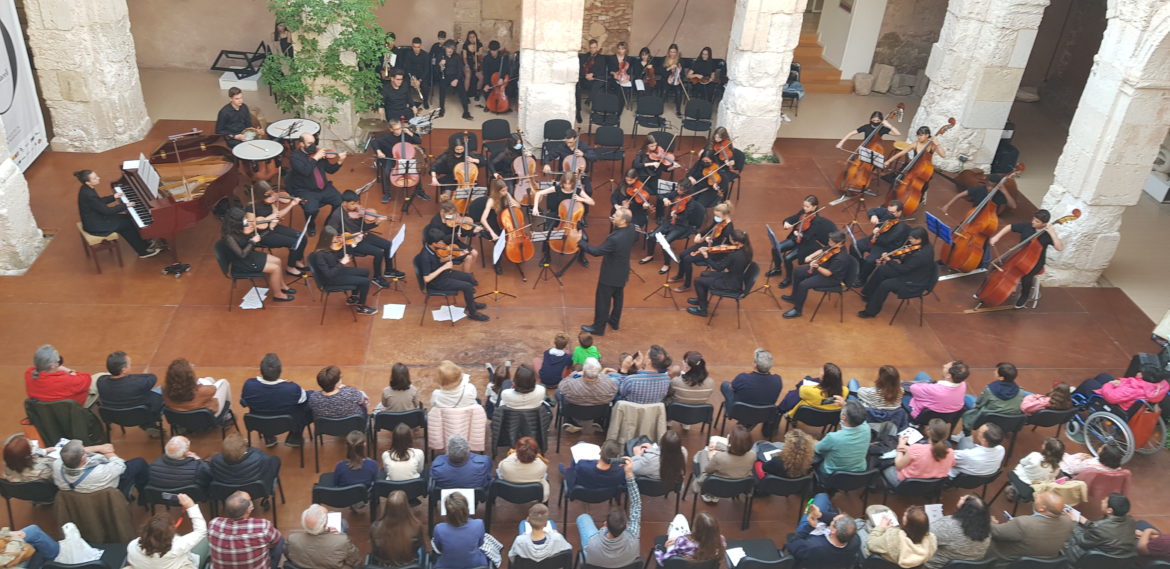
[{"left": 116, "top": 184, "right": 154, "bottom": 228}]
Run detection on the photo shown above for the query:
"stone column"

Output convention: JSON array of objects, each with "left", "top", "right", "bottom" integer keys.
[
  {"left": 908, "top": 0, "right": 1048, "bottom": 171},
  {"left": 518, "top": 0, "right": 585, "bottom": 147},
  {"left": 302, "top": 24, "right": 362, "bottom": 150},
  {"left": 24, "top": 0, "right": 150, "bottom": 153},
  {"left": 716, "top": 0, "right": 805, "bottom": 160},
  {"left": 0, "top": 119, "right": 45, "bottom": 274}
]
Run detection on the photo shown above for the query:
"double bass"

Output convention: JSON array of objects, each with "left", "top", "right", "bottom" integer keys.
[
  {"left": 938, "top": 163, "right": 1025, "bottom": 273},
  {"left": 389, "top": 116, "right": 420, "bottom": 189},
  {"left": 839, "top": 103, "right": 904, "bottom": 193},
  {"left": 974, "top": 210, "right": 1080, "bottom": 308},
  {"left": 453, "top": 131, "right": 478, "bottom": 213},
  {"left": 512, "top": 130, "right": 537, "bottom": 206},
  {"left": 486, "top": 51, "right": 511, "bottom": 113},
  {"left": 891, "top": 117, "right": 955, "bottom": 218},
  {"left": 498, "top": 195, "right": 534, "bottom": 264}
]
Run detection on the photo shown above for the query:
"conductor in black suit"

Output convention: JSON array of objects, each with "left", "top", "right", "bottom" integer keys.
[
  {"left": 858, "top": 227, "right": 938, "bottom": 318},
  {"left": 75, "top": 169, "right": 160, "bottom": 259},
  {"left": 287, "top": 133, "right": 345, "bottom": 237},
  {"left": 571, "top": 206, "right": 637, "bottom": 336}
]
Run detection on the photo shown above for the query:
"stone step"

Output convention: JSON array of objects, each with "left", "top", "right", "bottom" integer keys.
[
  {"left": 803, "top": 79, "right": 855, "bottom": 94},
  {"left": 798, "top": 65, "right": 843, "bottom": 81},
  {"left": 794, "top": 45, "right": 824, "bottom": 59},
  {"left": 800, "top": 32, "right": 820, "bottom": 44}
]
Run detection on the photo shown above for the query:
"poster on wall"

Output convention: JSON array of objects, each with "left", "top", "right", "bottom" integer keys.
[{"left": 0, "top": 0, "right": 47, "bottom": 171}]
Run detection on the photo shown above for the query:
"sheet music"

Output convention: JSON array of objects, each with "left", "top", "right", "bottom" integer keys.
[
  {"left": 726, "top": 548, "right": 746, "bottom": 568},
  {"left": 389, "top": 224, "right": 406, "bottom": 259},
  {"left": 656, "top": 180, "right": 678, "bottom": 195},
  {"left": 136, "top": 153, "right": 161, "bottom": 199},
  {"left": 492, "top": 233, "right": 507, "bottom": 264},
  {"left": 453, "top": 186, "right": 488, "bottom": 200},
  {"left": 571, "top": 442, "right": 601, "bottom": 463},
  {"left": 656, "top": 232, "right": 680, "bottom": 263},
  {"left": 634, "top": 79, "right": 645, "bottom": 91},
  {"left": 925, "top": 504, "right": 944, "bottom": 524}
]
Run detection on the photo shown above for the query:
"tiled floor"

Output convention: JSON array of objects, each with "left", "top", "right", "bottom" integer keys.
[{"left": 5, "top": 113, "right": 1169, "bottom": 554}]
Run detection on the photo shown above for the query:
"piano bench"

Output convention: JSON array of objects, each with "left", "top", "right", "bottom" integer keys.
[{"left": 77, "top": 222, "right": 124, "bottom": 274}]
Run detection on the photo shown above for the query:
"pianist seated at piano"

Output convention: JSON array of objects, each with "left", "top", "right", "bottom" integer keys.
[
  {"left": 248, "top": 182, "right": 310, "bottom": 277},
  {"left": 220, "top": 207, "right": 297, "bottom": 302},
  {"left": 325, "top": 190, "right": 403, "bottom": 290},
  {"left": 288, "top": 133, "right": 345, "bottom": 237},
  {"left": 215, "top": 87, "right": 253, "bottom": 148},
  {"left": 75, "top": 169, "right": 162, "bottom": 259}
]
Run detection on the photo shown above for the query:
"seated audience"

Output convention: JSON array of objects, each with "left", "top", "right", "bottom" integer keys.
[
  {"left": 987, "top": 491, "right": 1076, "bottom": 561},
  {"left": 126, "top": 493, "right": 209, "bottom": 569},
  {"left": 1075, "top": 364, "right": 1169, "bottom": 411},
  {"left": 885, "top": 418, "right": 955, "bottom": 488},
  {"left": 1070, "top": 445, "right": 1132, "bottom": 498},
  {"left": 308, "top": 366, "right": 369, "bottom": 419},
  {"left": 209, "top": 491, "right": 284, "bottom": 569},
  {"left": 1009, "top": 437, "right": 1064, "bottom": 503},
  {"left": 369, "top": 490, "right": 424, "bottom": 566},
  {"left": 538, "top": 333, "right": 574, "bottom": 389},
  {"left": 163, "top": 359, "right": 231, "bottom": 420},
  {"left": 562, "top": 440, "right": 625, "bottom": 492},
  {"left": 97, "top": 351, "right": 163, "bottom": 430},
  {"left": 382, "top": 424, "right": 425, "bottom": 481},
  {"left": 814, "top": 401, "right": 870, "bottom": 476},
  {"left": 1062, "top": 493, "right": 1137, "bottom": 564},
  {"left": 667, "top": 351, "right": 714, "bottom": 405},
  {"left": 497, "top": 437, "right": 550, "bottom": 500},
  {"left": 1137, "top": 521, "right": 1170, "bottom": 561},
  {"left": 630, "top": 430, "right": 687, "bottom": 488},
  {"left": 331, "top": 431, "right": 378, "bottom": 488},
  {"left": 757, "top": 429, "right": 815, "bottom": 479},
  {"left": 852, "top": 365, "right": 904, "bottom": 410},
  {"left": 149, "top": 436, "right": 212, "bottom": 492},
  {"left": 863, "top": 504, "right": 938, "bottom": 568},
  {"left": 432, "top": 435, "right": 492, "bottom": 490},
  {"left": 3, "top": 433, "right": 79, "bottom": 482},
  {"left": 783, "top": 492, "right": 861, "bottom": 569},
  {"left": 578, "top": 460, "right": 640, "bottom": 568},
  {"left": 950, "top": 423, "right": 1006, "bottom": 478},
  {"left": 380, "top": 363, "right": 421, "bottom": 412},
  {"left": 558, "top": 358, "right": 618, "bottom": 433},
  {"left": 655, "top": 512, "right": 725, "bottom": 563},
  {"left": 500, "top": 365, "right": 547, "bottom": 410},
  {"left": 432, "top": 492, "right": 488, "bottom": 569},
  {"left": 961, "top": 362, "right": 1024, "bottom": 431},
  {"left": 210, "top": 433, "right": 282, "bottom": 493},
  {"left": 4, "top": 524, "right": 59, "bottom": 569},
  {"left": 431, "top": 361, "right": 479, "bottom": 408},
  {"left": 509, "top": 504, "right": 572, "bottom": 562},
  {"left": 25, "top": 344, "right": 95, "bottom": 407},
  {"left": 906, "top": 361, "right": 970, "bottom": 419},
  {"left": 240, "top": 353, "right": 309, "bottom": 447},
  {"left": 1020, "top": 381, "right": 1073, "bottom": 415},
  {"left": 720, "top": 348, "right": 783, "bottom": 415},
  {"left": 926, "top": 495, "right": 991, "bottom": 569},
  {"left": 692, "top": 424, "right": 755, "bottom": 502},
  {"left": 286, "top": 504, "right": 362, "bottom": 569},
  {"left": 51, "top": 439, "right": 149, "bottom": 501},
  {"left": 781, "top": 362, "right": 848, "bottom": 416},
  {"left": 617, "top": 347, "right": 671, "bottom": 404},
  {"left": 572, "top": 331, "right": 601, "bottom": 366}
]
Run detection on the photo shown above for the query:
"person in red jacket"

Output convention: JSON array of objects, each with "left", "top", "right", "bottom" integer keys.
[{"left": 25, "top": 345, "right": 96, "bottom": 407}]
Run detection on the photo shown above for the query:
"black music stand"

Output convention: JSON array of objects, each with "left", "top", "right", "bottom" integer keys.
[
  {"left": 530, "top": 226, "right": 565, "bottom": 289},
  {"left": 641, "top": 232, "right": 680, "bottom": 310},
  {"left": 752, "top": 225, "right": 784, "bottom": 309},
  {"left": 476, "top": 234, "right": 517, "bottom": 303}
]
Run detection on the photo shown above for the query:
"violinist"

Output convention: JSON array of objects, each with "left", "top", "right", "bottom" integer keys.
[
  {"left": 471, "top": 180, "right": 515, "bottom": 274},
  {"left": 884, "top": 125, "right": 947, "bottom": 199},
  {"left": 858, "top": 227, "right": 937, "bottom": 318},
  {"left": 532, "top": 172, "right": 595, "bottom": 267},
  {"left": 938, "top": 169, "right": 1017, "bottom": 217},
  {"left": 661, "top": 43, "right": 685, "bottom": 117},
  {"left": 248, "top": 181, "right": 309, "bottom": 277},
  {"left": 434, "top": 40, "right": 472, "bottom": 120},
  {"left": 781, "top": 230, "right": 849, "bottom": 319},
  {"left": 542, "top": 128, "right": 595, "bottom": 193},
  {"left": 835, "top": 111, "right": 901, "bottom": 151},
  {"left": 417, "top": 228, "right": 490, "bottom": 322},
  {"left": 768, "top": 195, "right": 835, "bottom": 288},
  {"left": 377, "top": 70, "right": 419, "bottom": 125},
  {"left": 287, "top": 133, "right": 345, "bottom": 238},
  {"left": 632, "top": 134, "right": 681, "bottom": 216},
  {"left": 220, "top": 207, "right": 296, "bottom": 302},
  {"left": 613, "top": 169, "right": 653, "bottom": 232},
  {"left": 856, "top": 200, "right": 910, "bottom": 284},
  {"left": 307, "top": 236, "right": 377, "bottom": 315},
  {"left": 670, "top": 201, "right": 734, "bottom": 292},
  {"left": 430, "top": 135, "right": 483, "bottom": 200},
  {"left": 425, "top": 200, "right": 482, "bottom": 267},
  {"left": 687, "top": 229, "right": 752, "bottom": 318},
  {"left": 711, "top": 127, "right": 742, "bottom": 185},
  {"left": 636, "top": 47, "right": 655, "bottom": 96},
  {"left": 639, "top": 185, "right": 704, "bottom": 275},
  {"left": 986, "top": 209, "right": 1064, "bottom": 309},
  {"left": 608, "top": 41, "right": 635, "bottom": 104},
  {"left": 576, "top": 39, "right": 605, "bottom": 123},
  {"left": 683, "top": 148, "right": 728, "bottom": 207},
  {"left": 400, "top": 37, "right": 432, "bottom": 108},
  {"left": 370, "top": 118, "right": 426, "bottom": 204},
  {"left": 325, "top": 190, "right": 401, "bottom": 289},
  {"left": 685, "top": 47, "right": 718, "bottom": 102}
]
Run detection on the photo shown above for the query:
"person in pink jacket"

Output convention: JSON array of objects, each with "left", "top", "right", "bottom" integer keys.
[
  {"left": 1075, "top": 364, "right": 1169, "bottom": 411},
  {"left": 904, "top": 361, "right": 971, "bottom": 419}
]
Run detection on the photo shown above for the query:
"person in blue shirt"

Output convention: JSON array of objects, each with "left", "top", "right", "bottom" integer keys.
[
  {"left": 331, "top": 430, "right": 379, "bottom": 487},
  {"left": 561, "top": 440, "right": 626, "bottom": 492},
  {"left": 720, "top": 348, "right": 783, "bottom": 413},
  {"left": 814, "top": 401, "right": 870, "bottom": 476},
  {"left": 432, "top": 435, "right": 493, "bottom": 490},
  {"left": 433, "top": 491, "right": 489, "bottom": 569},
  {"left": 240, "top": 353, "right": 309, "bottom": 447},
  {"left": 783, "top": 492, "right": 861, "bottom": 568}
]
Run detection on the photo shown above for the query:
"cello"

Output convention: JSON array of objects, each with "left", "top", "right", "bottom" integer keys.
[
  {"left": 549, "top": 175, "right": 585, "bottom": 255},
  {"left": 486, "top": 51, "right": 511, "bottom": 113},
  {"left": 498, "top": 193, "right": 534, "bottom": 264},
  {"left": 453, "top": 131, "right": 478, "bottom": 213},
  {"left": 974, "top": 209, "right": 1080, "bottom": 308},
  {"left": 389, "top": 116, "right": 420, "bottom": 190},
  {"left": 891, "top": 117, "right": 955, "bottom": 218},
  {"left": 512, "top": 130, "right": 537, "bottom": 206},
  {"left": 839, "top": 103, "right": 904, "bottom": 193},
  {"left": 938, "top": 163, "right": 1024, "bottom": 273}
]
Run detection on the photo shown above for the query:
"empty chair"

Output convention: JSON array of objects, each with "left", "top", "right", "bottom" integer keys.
[
  {"left": 588, "top": 93, "right": 622, "bottom": 136},
  {"left": 243, "top": 414, "right": 307, "bottom": 468},
  {"left": 98, "top": 405, "right": 165, "bottom": 453},
  {"left": 311, "top": 482, "right": 369, "bottom": 510},
  {"left": 754, "top": 475, "right": 813, "bottom": 522},
  {"left": 632, "top": 95, "right": 668, "bottom": 138},
  {"left": 678, "top": 100, "right": 713, "bottom": 148},
  {"left": 816, "top": 468, "right": 878, "bottom": 508},
  {"left": 592, "top": 126, "right": 627, "bottom": 179},
  {"left": 665, "top": 403, "right": 714, "bottom": 435},
  {"left": 716, "top": 401, "right": 778, "bottom": 434},
  {"left": 483, "top": 479, "right": 544, "bottom": 531}
]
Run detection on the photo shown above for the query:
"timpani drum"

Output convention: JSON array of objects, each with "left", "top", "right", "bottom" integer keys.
[
  {"left": 266, "top": 118, "right": 322, "bottom": 140},
  {"left": 231, "top": 139, "right": 285, "bottom": 161},
  {"left": 408, "top": 116, "right": 433, "bottom": 135}
]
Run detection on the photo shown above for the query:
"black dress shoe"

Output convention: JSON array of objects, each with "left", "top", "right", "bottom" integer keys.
[
  {"left": 782, "top": 309, "right": 802, "bottom": 319},
  {"left": 778, "top": 278, "right": 792, "bottom": 288},
  {"left": 658, "top": 267, "right": 669, "bottom": 274},
  {"left": 415, "top": 189, "right": 432, "bottom": 201},
  {"left": 668, "top": 275, "right": 684, "bottom": 283},
  {"left": 307, "top": 224, "right": 316, "bottom": 237},
  {"left": 687, "top": 297, "right": 700, "bottom": 306},
  {"left": 473, "top": 302, "right": 487, "bottom": 310},
  {"left": 608, "top": 321, "right": 620, "bottom": 331},
  {"left": 638, "top": 257, "right": 653, "bottom": 265},
  {"left": 438, "top": 108, "right": 446, "bottom": 117},
  {"left": 579, "top": 258, "right": 590, "bottom": 268},
  {"left": 467, "top": 312, "right": 490, "bottom": 321},
  {"left": 857, "top": 311, "right": 876, "bottom": 319},
  {"left": 281, "top": 288, "right": 296, "bottom": 295},
  {"left": 272, "top": 295, "right": 295, "bottom": 302},
  {"left": 384, "top": 269, "right": 406, "bottom": 279},
  {"left": 462, "top": 112, "right": 474, "bottom": 120},
  {"left": 686, "top": 306, "right": 708, "bottom": 317},
  {"left": 580, "top": 324, "right": 604, "bottom": 336},
  {"left": 765, "top": 268, "right": 783, "bottom": 278},
  {"left": 380, "top": 194, "right": 391, "bottom": 204},
  {"left": 781, "top": 295, "right": 795, "bottom": 302}
]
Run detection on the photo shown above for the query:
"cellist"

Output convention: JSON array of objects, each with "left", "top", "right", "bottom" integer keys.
[
  {"left": 531, "top": 172, "right": 594, "bottom": 267},
  {"left": 986, "top": 209, "right": 1065, "bottom": 309},
  {"left": 370, "top": 118, "right": 426, "bottom": 204},
  {"left": 471, "top": 180, "right": 517, "bottom": 274},
  {"left": 939, "top": 169, "right": 1017, "bottom": 217},
  {"left": 884, "top": 125, "right": 948, "bottom": 202},
  {"left": 856, "top": 200, "right": 910, "bottom": 284},
  {"left": 835, "top": 111, "right": 901, "bottom": 152},
  {"left": 857, "top": 227, "right": 937, "bottom": 318},
  {"left": 430, "top": 135, "right": 483, "bottom": 201},
  {"left": 542, "top": 128, "right": 595, "bottom": 194},
  {"left": 670, "top": 201, "right": 735, "bottom": 293},
  {"left": 479, "top": 40, "right": 508, "bottom": 101},
  {"left": 766, "top": 195, "right": 835, "bottom": 289}
]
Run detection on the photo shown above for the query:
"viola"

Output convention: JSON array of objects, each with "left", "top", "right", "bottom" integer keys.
[
  {"left": 442, "top": 214, "right": 477, "bottom": 231},
  {"left": 625, "top": 179, "right": 654, "bottom": 211},
  {"left": 667, "top": 63, "right": 682, "bottom": 86},
  {"left": 792, "top": 207, "right": 825, "bottom": 243},
  {"left": 347, "top": 205, "right": 388, "bottom": 224},
  {"left": 939, "top": 163, "right": 1025, "bottom": 273},
  {"left": 322, "top": 149, "right": 343, "bottom": 164},
  {"left": 266, "top": 190, "right": 297, "bottom": 204},
  {"left": 390, "top": 119, "right": 420, "bottom": 188},
  {"left": 330, "top": 231, "right": 367, "bottom": 251},
  {"left": 839, "top": 103, "right": 904, "bottom": 193},
  {"left": 486, "top": 53, "right": 511, "bottom": 113},
  {"left": 642, "top": 62, "right": 657, "bottom": 88},
  {"left": 892, "top": 117, "right": 955, "bottom": 218},
  {"left": 670, "top": 193, "right": 692, "bottom": 216},
  {"left": 874, "top": 218, "right": 900, "bottom": 238},
  {"left": 615, "top": 58, "right": 631, "bottom": 83},
  {"left": 498, "top": 202, "right": 534, "bottom": 264},
  {"left": 810, "top": 245, "right": 842, "bottom": 274},
  {"left": 550, "top": 187, "right": 585, "bottom": 255},
  {"left": 880, "top": 243, "right": 923, "bottom": 264},
  {"left": 713, "top": 138, "right": 733, "bottom": 164},
  {"left": 704, "top": 219, "right": 729, "bottom": 241},
  {"left": 975, "top": 210, "right": 1080, "bottom": 307},
  {"left": 701, "top": 161, "right": 723, "bottom": 188},
  {"left": 648, "top": 145, "right": 678, "bottom": 170},
  {"left": 430, "top": 241, "right": 470, "bottom": 263},
  {"left": 453, "top": 131, "right": 478, "bottom": 213},
  {"left": 705, "top": 242, "right": 742, "bottom": 255}
]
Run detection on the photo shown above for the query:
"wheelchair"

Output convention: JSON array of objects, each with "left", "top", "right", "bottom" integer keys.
[{"left": 1064, "top": 392, "right": 1166, "bottom": 464}]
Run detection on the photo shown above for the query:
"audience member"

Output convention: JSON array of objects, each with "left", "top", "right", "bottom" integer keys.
[
  {"left": 1075, "top": 364, "right": 1170, "bottom": 411},
  {"left": 25, "top": 345, "right": 95, "bottom": 407},
  {"left": 617, "top": 348, "right": 671, "bottom": 404},
  {"left": 562, "top": 440, "right": 626, "bottom": 494},
  {"left": 510, "top": 504, "right": 571, "bottom": 562},
  {"left": 308, "top": 366, "right": 369, "bottom": 419},
  {"left": 757, "top": 429, "right": 815, "bottom": 479},
  {"left": 783, "top": 492, "right": 861, "bottom": 569},
  {"left": 1009, "top": 437, "right": 1064, "bottom": 503},
  {"left": 1020, "top": 381, "right": 1073, "bottom": 415},
  {"left": 578, "top": 459, "right": 640, "bottom": 568},
  {"left": 630, "top": 430, "right": 687, "bottom": 489},
  {"left": 926, "top": 495, "right": 991, "bottom": 569},
  {"left": 500, "top": 365, "right": 547, "bottom": 410},
  {"left": 906, "top": 361, "right": 970, "bottom": 419},
  {"left": 2, "top": 433, "right": 81, "bottom": 482},
  {"left": 655, "top": 512, "right": 725, "bottom": 563},
  {"left": 667, "top": 351, "right": 714, "bottom": 405},
  {"left": 286, "top": 504, "right": 362, "bottom": 569},
  {"left": 432, "top": 492, "right": 488, "bottom": 569},
  {"left": 430, "top": 361, "right": 478, "bottom": 408},
  {"left": 208, "top": 491, "right": 284, "bottom": 569},
  {"left": 380, "top": 363, "right": 421, "bottom": 412},
  {"left": 163, "top": 359, "right": 232, "bottom": 420},
  {"left": 885, "top": 418, "right": 955, "bottom": 488},
  {"left": 52, "top": 439, "right": 149, "bottom": 501},
  {"left": 558, "top": 358, "right": 618, "bottom": 433},
  {"left": 1137, "top": 522, "right": 1170, "bottom": 561},
  {"left": 432, "top": 435, "right": 492, "bottom": 490},
  {"left": 149, "top": 436, "right": 212, "bottom": 492},
  {"left": 781, "top": 363, "right": 848, "bottom": 416},
  {"left": 950, "top": 423, "right": 1006, "bottom": 478},
  {"left": 97, "top": 351, "right": 163, "bottom": 434},
  {"left": 720, "top": 348, "right": 783, "bottom": 415},
  {"left": 240, "top": 353, "right": 309, "bottom": 447},
  {"left": 210, "top": 433, "right": 282, "bottom": 494},
  {"left": 852, "top": 365, "right": 904, "bottom": 410},
  {"left": 863, "top": 504, "right": 938, "bottom": 567},
  {"left": 987, "top": 491, "right": 1076, "bottom": 561},
  {"left": 572, "top": 331, "right": 601, "bottom": 366},
  {"left": 497, "top": 437, "right": 550, "bottom": 500},
  {"left": 331, "top": 431, "right": 378, "bottom": 488},
  {"left": 961, "top": 362, "right": 1024, "bottom": 431},
  {"left": 4, "top": 525, "right": 59, "bottom": 569},
  {"left": 692, "top": 424, "right": 755, "bottom": 502},
  {"left": 814, "top": 401, "right": 870, "bottom": 476},
  {"left": 126, "top": 493, "right": 209, "bottom": 569},
  {"left": 369, "top": 490, "right": 424, "bottom": 566},
  {"left": 1062, "top": 493, "right": 1137, "bottom": 564},
  {"left": 382, "top": 424, "right": 425, "bottom": 481},
  {"left": 538, "top": 333, "right": 574, "bottom": 389}
]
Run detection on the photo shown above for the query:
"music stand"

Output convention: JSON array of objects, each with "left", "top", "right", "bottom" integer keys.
[
  {"left": 930, "top": 212, "right": 987, "bottom": 282},
  {"left": 530, "top": 227, "right": 565, "bottom": 289},
  {"left": 476, "top": 234, "right": 517, "bottom": 302},
  {"left": 641, "top": 232, "right": 680, "bottom": 310},
  {"left": 752, "top": 225, "right": 784, "bottom": 309},
  {"left": 377, "top": 224, "right": 410, "bottom": 302}
]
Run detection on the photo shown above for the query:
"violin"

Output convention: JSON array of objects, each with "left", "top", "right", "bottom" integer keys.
[
  {"left": 879, "top": 243, "right": 923, "bottom": 264},
  {"left": 892, "top": 117, "right": 955, "bottom": 218},
  {"left": 713, "top": 138, "right": 733, "bottom": 164},
  {"left": 810, "top": 245, "right": 842, "bottom": 274},
  {"left": 642, "top": 61, "right": 657, "bottom": 88},
  {"left": 453, "top": 131, "right": 478, "bottom": 213},
  {"left": 792, "top": 206, "right": 825, "bottom": 243},
  {"left": 615, "top": 58, "right": 631, "bottom": 83},
  {"left": 975, "top": 210, "right": 1080, "bottom": 307},
  {"left": 390, "top": 118, "right": 420, "bottom": 188},
  {"left": 705, "top": 242, "right": 742, "bottom": 255},
  {"left": 322, "top": 149, "right": 343, "bottom": 164},
  {"left": 839, "top": 103, "right": 903, "bottom": 193},
  {"left": 874, "top": 218, "right": 900, "bottom": 238},
  {"left": 430, "top": 241, "right": 471, "bottom": 263},
  {"left": 347, "top": 205, "right": 388, "bottom": 224},
  {"left": 442, "top": 214, "right": 477, "bottom": 231},
  {"left": 624, "top": 179, "right": 654, "bottom": 211},
  {"left": 939, "top": 163, "right": 1025, "bottom": 273},
  {"left": 670, "top": 192, "right": 692, "bottom": 215},
  {"left": 330, "top": 232, "right": 366, "bottom": 251},
  {"left": 701, "top": 161, "right": 723, "bottom": 188},
  {"left": 265, "top": 190, "right": 298, "bottom": 204},
  {"left": 704, "top": 219, "right": 729, "bottom": 241},
  {"left": 648, "top": 145, "right": 678, "bottom": 171}
]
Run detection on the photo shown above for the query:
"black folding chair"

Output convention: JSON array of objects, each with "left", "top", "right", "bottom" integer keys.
[
  {"left": 372, "top": 408, "right": 428, "bottom": 456},
  {"left": 243, "top": 413, "right": 307, "bottom": 468},
  {"left": 311, "top": 482, "right": 369, "bottom": 510},
  {"left": 859, "top": 555, "right": 904, "bottom": 569},
  {"left": 555, "top": 401, "right": 612, "bottom": 452},
  {"left": 142, "top": 484, "right": 208, "bottom": 513},
  {"left": 369, "top": 477, "right": 428, "bottom": 523},
  {"left": 1072, "top": 551, "right": 1138, "bottom": 569},
  {"left": 1025, "top": 407, "right": 1077, "bottom": 439},
  {"left": 809, "top": 256, "right": 859, "bottom": 323},
  {"left": 971, "top": 412, "right": 1027, "bottom": 459},
  {"left": 164, "top": 404, "right": 238, "bottom": 439},
  {"left": 588, "top": 93, "right": 622, "bottom": 137},
  {"left": 754, "top": 474, "right": 813, "bottom": 522},
  {"left": 209, "top": 479, "right": 283, "bottom": 526},
  {"left": 889, "top": 270, "right": 938, "bottom": 327},
  {"left": 541, "top": 119, "right": 573, "bottom": 160},
  {"left": 723, "top": 539, "right": 793, "bottom": 569},
  {"left": 666, "top": 402, "right": 714, "bottom": 435},
  {"left": 913, "top": 408, "right": 964, "bottom": 435},
  {"left": 413, "top": 253, "right": 459, "bottom": 327},
  {"left": 948, "top": 470, "right": 1002, "bottom": 500},
  {"left": 1005, "top": 558, "right": 1069, "bottom": 569},
  {"left": 816, "top": 468, "right": 878, "bottom": 508},
  {"left": 706, "top": 262, "right": 760, "bottom": 329},
  {"left": 632, "top": 95, "right": 669, "bottom": 138},
  {"left": 592, "top": 126, "right": 626, "bottom": 180},
  {"left": 511, "top": 550, "right": 573, "bottom": 569},
  {"left": 678, "top": 100, "right": 713, "bottom": 151},
  {"left": 306, "top": 261, "right": 359, "bottom": 325},
  {"left": 558, "top": 480, "right": 623, "bottom": 528},
  {"left": 938, "top": 560, "right": 995, "bottom": 569},
  {"left": 482, "top": 118, "right": 512, "bottom": 160},
  {"left": 313, "top": 414, "right": 369, "bottom": 472},
  {"left": 883, "top": 476, "right": 947, "bottom": 504},
  {"left": 716, "top": 401, "right": 778, "bottom": 434},
  {"left": 98, "top": 405, "right": 165, "bottom": 453},
  {"left": 484, "top": 479, "right": 544, "bottom": 531},
  {"left": 0, "top": 479, "right": 56, "bottom": 527},
  {"left": 686, "top": 474, "right": 755, "bottom": 529},
  {"left": 213, "top": 239, "right": 268, "bottom": 312},
  {"left": 784, "top": 406, "right": 841, "bottom": 437},
  {"left": 636, "top": 475, "right": 684, "bottom": 515}
]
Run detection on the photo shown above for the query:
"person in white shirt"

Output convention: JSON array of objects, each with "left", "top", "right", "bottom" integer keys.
[
  {"left": 950, "top": 423, "right": 1006, "bottom": 477},
  {"left": 430, "top": 360, "right": 479, "bottom": 408},
  {"left": 381, "top": 424, "right": 425, "bottom": 481},
  {"left": 126, "top": 493, "right": 209, "bottom": 569},
  {"left": 51, "top": 440, "right": 149, "bottom": 501},
  {"left": 500, "top": 365, "right": 548, "bottom": 410}
]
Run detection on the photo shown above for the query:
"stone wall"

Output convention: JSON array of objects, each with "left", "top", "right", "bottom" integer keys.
[
  {"left": 582, "top": 0, "right": 633, "bottom": 52},
  {"left": 1034, "top": 0, "right": 1106, "bottom": 117},
  {"left": 0, "top": 119, "right": 45, "bottom": 274},
  {"left": 872, "top": 0, "right": 948, "bottom": 74}
]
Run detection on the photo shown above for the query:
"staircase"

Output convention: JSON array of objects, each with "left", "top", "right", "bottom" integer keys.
[{"left": 793, "top": 31, "right": 855, "bottom": 94}]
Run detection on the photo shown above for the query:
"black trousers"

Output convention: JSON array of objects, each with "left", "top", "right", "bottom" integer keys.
[
  {"left": 1018, "top": 266, "right": 1042, "bottom": 306},
  {"left": 352, "top": 233, "right": 393, "bottom": 277},
  {"left": 297, "top": 186, "right": 342, "bottom": 221},
  {"left": 649, "top": 225, "right": 692, "bottom": 267},
  {"left": 674, "top": 245, "right": 711, "bottom": 286},
  {"left": 662, "top": 83, "right": 684, "bottom": 114},
  {"left": 329, "top": 266, "right": 372, "bottom": 304},
  {"left": 258, "top": 225, "right": 307, "bottom": 266},
  {"left": 771, "top": 237, "right": 798, "bottom": 274},
  {"left": 100, "top": 216, "right": 151, "bottom": 255},
  {"left": 790, "top": 268, "right": 836, "bottom": 311},
  {"left": 859, "top": 245, "right": 893, "bottom": 283},
  {"left": 861, "top": 268, "right": 923, "bottom": 316},
  {"left": 694, "top": 272, "right": 720, "bottom": 308},
  {"left": 432, "top": 271, "right": 478, "bottom": 309},
  {"left": 592, "top": 282, "right": 624, "bottom": 330},
  {"left": 437, "top": 81, "right": 470, "bottom": 113}
]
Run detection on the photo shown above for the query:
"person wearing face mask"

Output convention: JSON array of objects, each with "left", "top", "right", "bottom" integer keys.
[
  {"left": 686, "top": 229, "right": 752, "bottom": 318},
  {"left": 682, "top": 148, "right": 729, "bottom": 207},
  {"left": 370, "top": 118, "right": 425, "bottom": 205},
  {"left": 288, "top": 133, "right": 345, "bottom": 238},
  {"left": 670, "top": 201, "right": 734, "bottom": 293},
  {"left": 489, "top": 133, "right": 532, "bottom": 192},
  {"left": 568, "top": 207, "right": 637, "bottom": 337},
  {"left": 835, "top": 110, "right": 902, "bottom": 152}
]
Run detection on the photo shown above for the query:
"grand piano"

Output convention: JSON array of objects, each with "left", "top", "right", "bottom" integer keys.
[{"left": 113, "top": 130, "right": 240, "bottom": 264}]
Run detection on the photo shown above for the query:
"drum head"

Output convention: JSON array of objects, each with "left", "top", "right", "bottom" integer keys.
[
  {"left": 408, "top": 117, "right": 433, "bottom": 134},
  {"left": 266, "top": 118, "right": 322, "bottom": 140},
  {"left": 232, "top": 139, "right": 285, "bottom": 161}
]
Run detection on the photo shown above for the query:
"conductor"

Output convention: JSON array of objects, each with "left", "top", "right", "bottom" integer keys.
[{"left": 570, "top": 207, "right": 637, "bottom": 336}]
